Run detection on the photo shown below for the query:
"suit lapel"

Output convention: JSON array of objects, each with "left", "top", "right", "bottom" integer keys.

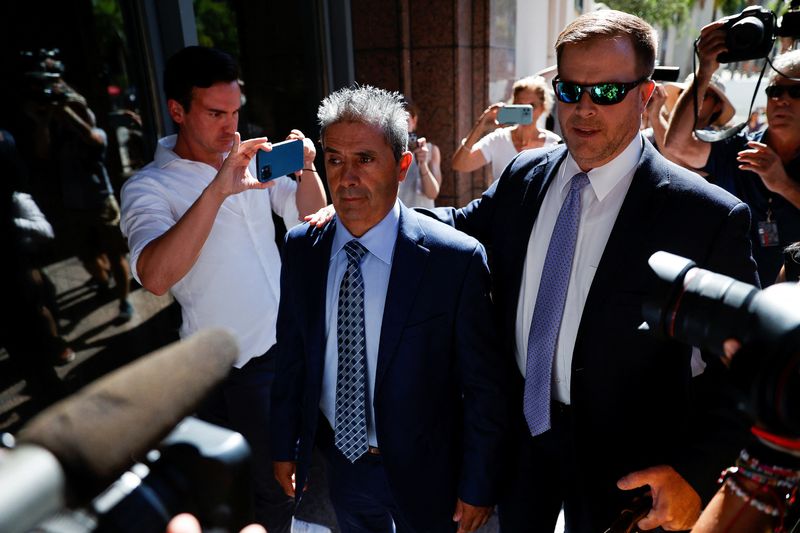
[
  {"left": 503, "top": 147, "right": 568, "bottom": 340},
  {"left": 305, "top": 222, "right": 336, "bottom": 388},
  {"left": 375, "top": 205, "right": 429, "bottom": 393}
]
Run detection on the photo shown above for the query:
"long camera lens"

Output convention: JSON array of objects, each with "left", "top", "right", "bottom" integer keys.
[{"left": 644, "top": 251, "right": 800, "bottom": 440}]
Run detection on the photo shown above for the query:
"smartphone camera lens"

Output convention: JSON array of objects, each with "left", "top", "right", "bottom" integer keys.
[{"left": 260, "top": 165, "right": 272, "bottom": 182}]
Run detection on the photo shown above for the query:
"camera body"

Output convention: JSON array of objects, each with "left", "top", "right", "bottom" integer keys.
[
  {"left": 20, "top": 49, "right": 70, "bottom": 105},
  {"left": 643, "top": 251, "right": 800, "bottom": 440},
  {"left": 652, "top": 66, "right": 680, "bottom": 82},
  {"left": 32, "top": 417, "right": 252, "bottom": 533},
  {"left": 717, "top": 6, "right": 776, "bottom": 63}
]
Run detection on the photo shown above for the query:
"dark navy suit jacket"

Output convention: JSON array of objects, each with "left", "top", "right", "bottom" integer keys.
[
  {"left": 430, "top": 138, "right": 759, "bottom": 521},
  {"left": 270, "top": 203, "right": 508, "bottom": 530}
]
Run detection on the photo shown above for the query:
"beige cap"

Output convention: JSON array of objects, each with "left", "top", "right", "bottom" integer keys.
[{"left": 663, "top": 73, "right": 736, "bottom": 127}]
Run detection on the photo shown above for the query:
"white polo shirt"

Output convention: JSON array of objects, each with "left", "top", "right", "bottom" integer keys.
[{"left": 120, "top": 135, "right": 301, "bottom": 368}]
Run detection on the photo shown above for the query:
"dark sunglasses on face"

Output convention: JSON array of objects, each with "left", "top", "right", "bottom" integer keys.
[
  {"left": 552, "top": 77, "right": 649, "bottom": 105},
  {"left": 765, "top": 84, "right": 800, "bottom": 99}
]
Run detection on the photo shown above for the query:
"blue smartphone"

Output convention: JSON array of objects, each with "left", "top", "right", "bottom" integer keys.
[
  {"left": 497, "top": 104, "right": 533, "bottom": 125},
  {"left": 256, "top": 139, "right": 304, "bottom": 183}
]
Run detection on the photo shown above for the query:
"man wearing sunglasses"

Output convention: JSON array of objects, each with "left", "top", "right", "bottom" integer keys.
[
  {"left": 664, "top": 25, "right": 800, "bottom": 286},
  {"left": 416, "top": 9, "right": 759, "bottom": 533}
]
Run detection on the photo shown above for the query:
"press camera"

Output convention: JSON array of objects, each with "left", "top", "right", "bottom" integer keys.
[
  {"left": 0, "top": 329, "right": 246, "bottom": 533},
  {"left": 33, "top": 417, "right": 252, "bottom": 533},
  {"left": 717, "top": 1, "right": 800, "bottom": 63},
  {"left": 642, "top": 251, "right": 800, "bottom": 442},
  {"left": 19, "top": 48, "right": 70, "bottom": 105}
]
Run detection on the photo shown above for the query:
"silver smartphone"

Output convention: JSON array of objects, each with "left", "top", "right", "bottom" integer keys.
[{"left": 497, "top": 104, "right": 533, "bottom": 125}]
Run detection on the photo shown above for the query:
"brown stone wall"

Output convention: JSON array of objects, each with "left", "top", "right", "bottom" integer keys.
[{"left": 350, "top": 0, "right": 516, "bottom": 207}]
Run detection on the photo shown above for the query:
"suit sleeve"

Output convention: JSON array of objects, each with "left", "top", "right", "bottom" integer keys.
[
  {"left": 414, "top": 162, "right": 515, "bottom": 245},
  {"left": 270, "top": 237, "right": 306, "bottom": 462},
  {"left": 455, "top": 242, "right": 509, "bottom": 505},
  {"left": 670, "top": 200, "right": 759, "bottom": 503}
]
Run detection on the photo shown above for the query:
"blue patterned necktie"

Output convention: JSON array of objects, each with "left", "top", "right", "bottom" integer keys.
[
  {"left": 335, "top": 240, "right": 370, "bottom": 462},
  {"left": 524, "top": 172, "right": 590, "bottom": 436}
]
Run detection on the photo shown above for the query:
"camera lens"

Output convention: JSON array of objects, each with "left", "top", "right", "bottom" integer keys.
[{"left": 728, "top": 16, "right": 766, "bottom": 50}]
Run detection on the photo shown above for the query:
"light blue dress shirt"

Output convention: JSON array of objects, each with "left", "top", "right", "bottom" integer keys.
[{"left": 320, "top": 201, "right": 400, "bottom": 447}]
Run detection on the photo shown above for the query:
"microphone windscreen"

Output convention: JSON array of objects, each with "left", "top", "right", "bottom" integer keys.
[{"left": 16, "top": 328, "right": 238, "bottom": 503}]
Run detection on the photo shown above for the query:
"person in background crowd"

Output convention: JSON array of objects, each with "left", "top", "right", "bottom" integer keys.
[
  {"left": 664, "top": 25, "right": 800, "bottom": 287},
  {"left": 747, "top": 108, "right": 765, "bottom": 133},
  {"left": 0, "top": 129, "right": 70, "bottom": 405},
  {"left": 645, "top": 72, "right": 735, "bottom": 159},
  {"left": 398, "top": 100, "right": 441, "bottom": 208},
  {"left": 452, "top": 75, "right": 560, "bottom": 184},
  {"left": 49, "top": 82, "right": 134, "bottom": 321},
  {"left": 120, "top": 46, "right": 326, "bottom": 533}
]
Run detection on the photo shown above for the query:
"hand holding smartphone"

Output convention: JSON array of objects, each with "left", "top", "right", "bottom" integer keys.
[
  {"left": 255, "top": 139, "right": 304, "bottom": 183},
  {"left": 497, "top": 104, "right": 533, "bottom": 125}
]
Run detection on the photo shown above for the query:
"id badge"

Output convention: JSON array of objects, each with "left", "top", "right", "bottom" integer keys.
[{"left": 757, "top": 220, "right": 780, "bottom": 247}]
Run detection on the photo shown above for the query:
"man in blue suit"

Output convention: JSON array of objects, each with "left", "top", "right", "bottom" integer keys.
[
  {"left": 428, "top": 10, "right": 759, "bottom": 533},
  {"left": 270, "top": 86, "right": 507, "bottom": 533}
]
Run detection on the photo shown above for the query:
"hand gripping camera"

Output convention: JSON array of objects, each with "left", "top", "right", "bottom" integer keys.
[{"left": 717, "top": 2, "right": 800, "bottom": 63}]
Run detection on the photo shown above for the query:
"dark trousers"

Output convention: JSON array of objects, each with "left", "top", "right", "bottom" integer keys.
[
  {"left": 318, "top": 422, "right": 453, "bottom": 533},
  {"left": 196, "top": 346, "right": 293, "bottom": 533},
  {"left": 497, "top": 402, "right": 595, "bottom": 533}
]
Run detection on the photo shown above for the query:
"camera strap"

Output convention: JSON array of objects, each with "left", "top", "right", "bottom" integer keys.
[{"left": 691, "top": 39, "right": 768, "bottom": 143}]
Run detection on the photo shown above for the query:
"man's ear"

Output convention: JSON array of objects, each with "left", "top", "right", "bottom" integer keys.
[
  {"left": 398, "top": 151, "right": 413, "bottom": 182},
  {"left": 640, "top": 80, "right": 656, "bottom": 111},
  {"left": 167, "top": 99, "right": 185, "bottom": 124}
]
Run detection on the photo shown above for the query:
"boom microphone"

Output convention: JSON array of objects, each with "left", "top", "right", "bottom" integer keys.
[{"left": 0, "top": 328, "right": 238, "bottom": 533}]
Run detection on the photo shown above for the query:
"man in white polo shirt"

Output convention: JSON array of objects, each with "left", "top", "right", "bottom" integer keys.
[{"left": 120, "top": 46, "right": 326, "bottom": 532}]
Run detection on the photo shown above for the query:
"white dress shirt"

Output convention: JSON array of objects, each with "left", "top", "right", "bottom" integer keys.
[
  {"left": 515, "top": 135, "right": 643, "bottom": 403},
  {"left": 120, "top": 135, "right": 301, "bottom": 368},
  {"left": 320, "top": 201, "right": 400, "bottom": 447}
]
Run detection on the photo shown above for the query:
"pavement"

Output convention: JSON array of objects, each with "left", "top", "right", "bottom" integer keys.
[{"left": 0, "top": 253, "right": 512, "bottom": 532}]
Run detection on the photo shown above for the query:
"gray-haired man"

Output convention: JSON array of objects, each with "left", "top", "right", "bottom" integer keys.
[{"left": 270, "top": 86, "right": 507, "bottom": 533}]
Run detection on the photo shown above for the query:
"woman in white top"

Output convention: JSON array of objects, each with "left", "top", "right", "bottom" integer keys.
[
  {"left": 452, "top": 76, "right": 560, "bottom": 184},
  {"left": 398, "top": 102, "right": 442, "bottom": 208}
]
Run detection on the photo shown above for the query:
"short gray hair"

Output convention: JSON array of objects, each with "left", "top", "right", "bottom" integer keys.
[
  {"left": 771, "top": 50, "right": 800, "bottom": 83},
  {"left": 318, "top": 85, "right": 409, "bottom": 161}
]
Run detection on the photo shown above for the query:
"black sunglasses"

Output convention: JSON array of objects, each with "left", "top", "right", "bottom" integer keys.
[
  {"left": 552, "top": 77, "right": 649, "bottom": 105},
  {"left": 765, "top": 85, "right": 800, "bottom": 99}
]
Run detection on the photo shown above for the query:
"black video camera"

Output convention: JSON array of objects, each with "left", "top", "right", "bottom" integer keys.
[
  {"left": 652, "top": 66, "right": 680, "bottom": 82},
  {"left": 30, "top": 417, "right": 253, "bottom": 533},
  {"left": 717, "top": 2, "right": 800, "bottom": 63},
  {"left": 19, "top": 49, "right": 70, "bottom": 105},
  {"left": 642, "top": 251, "right": 800, "bottom": 441}
]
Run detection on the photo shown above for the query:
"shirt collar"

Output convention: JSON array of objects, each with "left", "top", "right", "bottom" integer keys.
[
  {"left": 331, "top": 200, "right": 400, "bottom": 265},
  {"left": 154, "top": 134, "right": 229, "bottom": 170},
  {"left": 154, "top": 135, "right": 182, "bottom": 169},
  {"left": 559, "top": 133, "right": 643, "bottom": 202}
]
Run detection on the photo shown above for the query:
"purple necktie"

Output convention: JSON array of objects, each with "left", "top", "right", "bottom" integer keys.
[{"left": 524, "top": 172, "right": 590, "bottom": 436}]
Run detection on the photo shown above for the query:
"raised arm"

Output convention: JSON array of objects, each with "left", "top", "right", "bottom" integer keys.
[
  {"left": 129, "top": 135, "right": 270, "bottom": 295},
  {"left": 663, "top": 21, "right": 726, "bottom": 169},
  {"left": 415, "top": 138, "right": 442, "bottom": 199},
  {"left": 452, "top": 103, "right": 503, "bottom": 172},
  {"left": 287, "top": 129, "right": 327, "bottom": 217}
]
